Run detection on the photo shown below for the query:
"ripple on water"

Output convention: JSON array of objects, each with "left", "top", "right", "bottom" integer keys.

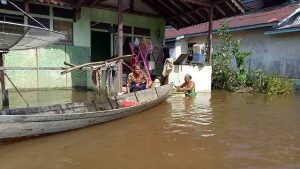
[{"left": 164, "top": 93, "right": 214, "bottom": 138}]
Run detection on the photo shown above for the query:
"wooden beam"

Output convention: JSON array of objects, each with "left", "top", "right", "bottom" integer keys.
[
  {"left": 140, "top": 0, "right": 169, "bottom": 18},
  {"left": 180, "top": 1, "right": 206, "bottom": 22},
  {"left": 166, "top": 0, "right": 197, "bottom": 25},
  {"left": 118, "top": 0, "right": 123, "bottom": 92},
  {"left": 207, "top": 7, "right": 213, "bottom": 66},
  {"left": 118, "top": 0, "right": 123, "bottom": 58},
  {"left": 182, "top": 0, "right": 213, "bottom": 7},
  {"left": 155, "top": 0, "right": 177, "bottom": 15},
  {"left": 215, "top": 4, "right": 226, "bottom": 16},
  {"left": 187, "top": 13, "right": 198, "bottom": 23},
  {"left": 167, "top": 6, "right": 206, "bottom": 20},
  {"left": 129, "top": 0, "right": 134, "bottom": 11},
  {"left": 204, "top": 8, "right": 215, "bottom": 19},
  {"left": 89, "top": 0, "right": 108, "bottom": 6},
  {"left": 166, "top": 0, "right": 185, "bottom": 12},
  {"left": 194, "top": 10, "right": 206, "bottom": 21},
  {"left": 167, "top": 20, "right": 179, "bottom": 29},
  {"left": 90, "top": 4, "right": 161, "bottom": 18},
  {"left": 225, "top": 0, "right": 237, "bottom": 13},
  {"left": 24, "top": 0, "right": 29, "bottom": 12}
]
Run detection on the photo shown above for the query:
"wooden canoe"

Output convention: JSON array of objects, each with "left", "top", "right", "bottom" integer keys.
[{"left": 0, "top": 84, "right": 172, "bottom": 141}]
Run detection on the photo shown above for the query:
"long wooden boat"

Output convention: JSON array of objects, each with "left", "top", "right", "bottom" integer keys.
[{"left": 0, "top": 84, "right": 172, "bottom": 141}]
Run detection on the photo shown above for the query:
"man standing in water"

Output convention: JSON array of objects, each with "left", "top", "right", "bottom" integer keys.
[{"left": 178, "top": 74, "right": 196, "bottom": 97}]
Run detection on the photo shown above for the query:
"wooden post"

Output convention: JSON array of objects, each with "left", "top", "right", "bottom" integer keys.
[
  {"left": 118, "top": 0, "right": 124, "bottom": 92},
  {"left": 0, "top": 53, "right": 9, "bottom": 108},
  {"left": 207, "top": 7, "right": 213, "bottom": 66}
]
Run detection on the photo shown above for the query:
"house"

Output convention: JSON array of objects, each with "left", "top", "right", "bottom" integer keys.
[
  {"left": 0, "top": 0, "right": 245, "bottom": 93},
  {"left": 165, "top": 1, "right": 300, "bottom": 89}
]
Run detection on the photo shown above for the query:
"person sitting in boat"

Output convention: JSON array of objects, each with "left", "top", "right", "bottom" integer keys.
[
  {"left": 126, "top": 63, "right": 150, "bottom": 93},
  {"left": 178, "top": 74, "right": 196, "bottom": 97}
]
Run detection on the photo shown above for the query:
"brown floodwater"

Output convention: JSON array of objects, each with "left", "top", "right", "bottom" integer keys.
[{"left": 0, "top": 90, "right": 299, "bottom": 169}]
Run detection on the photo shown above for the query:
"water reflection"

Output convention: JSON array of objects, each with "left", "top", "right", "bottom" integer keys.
[{"left": 165, "top": 93, "right": 213, "bottom": 137}]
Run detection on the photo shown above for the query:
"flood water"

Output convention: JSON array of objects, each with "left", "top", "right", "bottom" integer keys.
[{"left": 0, "top": 90, "right": 299, "bottom": 169}]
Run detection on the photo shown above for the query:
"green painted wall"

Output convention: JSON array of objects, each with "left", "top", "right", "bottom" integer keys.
[
  {"left": 4, "top": 7, "right": 165, "bottom": 90},
  {"left": 5, "top": 45, "right": 90, "bottom": 90},
  {"left": 89, "top": 8, "right": 165, "bottom": 45},
  {"left": 73, "top": 8, "right": 91, "bottom": 47}
]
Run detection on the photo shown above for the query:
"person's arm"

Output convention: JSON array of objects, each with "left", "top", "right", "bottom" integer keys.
[
  {"left": 183, "top": 81, "right": 195, "bottom": 92},
  {"left": 178, "top": 82, "right": 186, "bottom": 92},
  {"left": 142, "top": 72, "right": 151, "bottom": 88}
]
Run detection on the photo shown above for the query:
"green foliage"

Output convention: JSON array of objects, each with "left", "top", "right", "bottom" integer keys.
[
  {"left": 232, "top": 40, "right": 253, "bottom": 87},
  {"left": 212, "top": 20, "right": 294, "bottom": 95},
  {"left": 212, "top": 21, "right": 237, "bottom": 90},
  {"left": 247, "top": 69, "right": 294, "bottom": 95}
]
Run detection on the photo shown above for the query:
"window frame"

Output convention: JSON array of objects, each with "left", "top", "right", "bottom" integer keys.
[{"left": 0, "top": 1, "right": 74, "bottom": 45}]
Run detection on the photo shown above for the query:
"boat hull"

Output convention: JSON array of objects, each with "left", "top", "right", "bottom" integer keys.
[{"left": 0, "top": 84, "right": 172, "bottom": 140}]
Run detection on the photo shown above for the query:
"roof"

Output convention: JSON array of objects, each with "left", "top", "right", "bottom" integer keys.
[
  {"left": 33, "top": 0, "right": 245, "bottom": 29},
  {"left": 166, "top": 3, "right": 300, "bottom": 39}
]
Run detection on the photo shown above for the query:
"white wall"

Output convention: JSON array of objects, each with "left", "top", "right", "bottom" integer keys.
[
  {"left": 168, "top": 65, "right": 212, "bottom": 92},
  {"left": 172, "top": 38, "right": 188, "bottom": 60},
  {"left": 174, "top": 29, "right": 300, "bottom": 79}
]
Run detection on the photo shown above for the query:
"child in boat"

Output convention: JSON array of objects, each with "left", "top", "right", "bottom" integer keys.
[
  {"left": 178, "top": 74, "right": 196, "bottom": 97},
  {"left": 126, "top": 63, "right": 150, "bottom": 93}
]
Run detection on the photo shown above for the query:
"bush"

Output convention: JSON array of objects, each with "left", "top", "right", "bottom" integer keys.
[{"left": 212, "top": 20, "right": 294, "bottom": 95}]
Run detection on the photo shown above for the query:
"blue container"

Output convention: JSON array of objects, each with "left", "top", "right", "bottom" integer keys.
[{"left": 192, "top": 53, "right": 205, "bottom": 64}]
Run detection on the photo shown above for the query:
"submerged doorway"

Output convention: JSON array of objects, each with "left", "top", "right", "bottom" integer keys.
[{"left": 91, "top": 31, "right": 111, "bottom": 62}]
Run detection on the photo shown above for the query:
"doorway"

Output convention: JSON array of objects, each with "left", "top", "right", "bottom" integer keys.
[{"left": 91, "top": 31, "right": 111, "bottom": 62}]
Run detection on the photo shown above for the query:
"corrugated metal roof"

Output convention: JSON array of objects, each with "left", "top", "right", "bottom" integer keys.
[{"left": 166, "top": 3, "right": 299, "bottom": 39}]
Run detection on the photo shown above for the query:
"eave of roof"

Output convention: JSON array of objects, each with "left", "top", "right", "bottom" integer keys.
[
  {"left": 165, "top": 3, "right": 300, "bottom": 39},
  {"left": 264, "top": 26, "right": 300, "bottom": 35},
  {"left": 33, "top": 0, "right": 245, "bottom": 29}
]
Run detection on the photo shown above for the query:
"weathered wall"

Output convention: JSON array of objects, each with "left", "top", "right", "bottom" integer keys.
[
  {"left": 179, "top": 29, "right": 300, "bottom": 79},
  {"left": 73, "top": 8, "right": 91, "bottom": 47},
  {"left": 4, "top": 45, "right": 90, "bottom": 89},
  {"left": 233, "top": 29, "right": 300, "bottom": 79}
]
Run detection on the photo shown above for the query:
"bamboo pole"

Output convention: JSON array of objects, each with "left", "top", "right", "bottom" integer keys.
[{"left": 61, "top": 55, "right": 131, "bottom": 75}]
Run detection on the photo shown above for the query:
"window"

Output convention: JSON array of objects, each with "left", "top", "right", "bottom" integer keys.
[
  {"left": 53, "top": 7, "right": 73, "bottom": 19},
  {"left": 53, "top": 20, "right": 73, "bottom": 44},
  {"left": 0, "top": 13, "right": 23, "bottom": 23},
  {"left": 28, "top": 17, "right": 50, "bottom": 28},
  {"left": 0, "top": 1, "right": 24, "bottom": 11},
  {"left": 113, "top": 25, "right": 132, "bottom": 34},
  {"left": 134, "top": 27, "right": 151, "bottom": 36},
  {"left": 0, "top": 13, "right": 24, "bottom": 34}
]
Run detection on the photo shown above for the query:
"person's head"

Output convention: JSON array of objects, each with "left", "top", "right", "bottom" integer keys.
[
  {"left": 184, "top": 74, "right": 192, "bottom": 82},
  {"left": 133, "top": 63, "right": 142, "bottom": 74}
]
